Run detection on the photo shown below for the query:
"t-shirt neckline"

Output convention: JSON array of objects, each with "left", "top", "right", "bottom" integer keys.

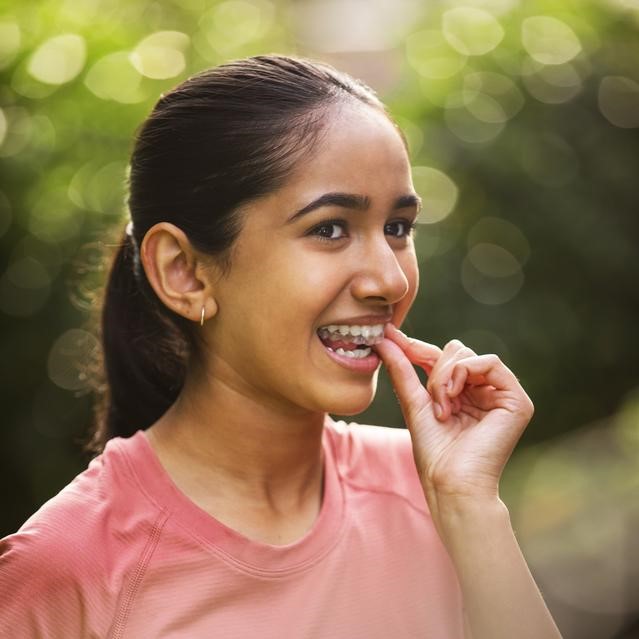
[{"left": 115, "top": 422, "right": 345, "bottom": 575}]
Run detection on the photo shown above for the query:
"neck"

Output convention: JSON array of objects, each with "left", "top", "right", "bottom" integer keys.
[{"left": 146, "top": 361, "right": 327, "bottom": 517}]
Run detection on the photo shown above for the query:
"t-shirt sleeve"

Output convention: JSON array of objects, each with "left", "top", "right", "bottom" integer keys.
[
  {"left": 0, "top": 463, "right": 124, "bottom": 638},
  {"left": 0, "top": 527, "right": 97, "bottom": 638}
]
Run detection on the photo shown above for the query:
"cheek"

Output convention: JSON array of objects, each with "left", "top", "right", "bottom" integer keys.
[
  {"left": 271, "top": 247, "right": 346, "bottom": 301},
  {"left": 234, "top": 250, "right": 341, "bottom": 343}
]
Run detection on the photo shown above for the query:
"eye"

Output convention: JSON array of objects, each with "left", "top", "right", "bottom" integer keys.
[
  {"left": 308, "top": 220, "right": 348, "bottom": 242},
  {"left": 385, "top": 219, "right": 417, "bottom": 238}
]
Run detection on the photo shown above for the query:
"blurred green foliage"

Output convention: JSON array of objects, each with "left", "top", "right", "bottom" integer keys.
[{"left": 1, "top": 0, "right": 638, "bottom": 556}]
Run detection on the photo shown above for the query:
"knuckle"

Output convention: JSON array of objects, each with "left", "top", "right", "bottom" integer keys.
[
  {"left": 525, "top": 396, "right": 535, "bottom": 416},
  {"left": 444, "top": 339, "right": 479, "bottom": 359},
  {"left": 517, "top": 395, "right": 535, "bottom": 419},
  {"left": 483, "top": 353, "right": 501, "bottom": 365}
]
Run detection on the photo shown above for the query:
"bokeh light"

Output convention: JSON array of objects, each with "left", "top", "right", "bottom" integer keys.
[
  {"left": 467, "top": 216, "right": 530, "bottom": 265},
  {"left": 200, "top": 0, "right": 274, "bottom": 55},
  {"left": 521, "top": 58, "right": 583, "bottom": 104},
  {"left": 445, "top": 95, "right": 506, "bottom": 143},
  {"left": 412, "top": 166, "right": 458, "bottom": 224},
  {"left": 461, "top": 243, "right": 524, "bottom": 304},
  {"left": 521, "top": 16, "right": 582, "bottom": 66},
  {"left": 442, "top": 7, "right": 504, "bottom": 56},
  {"left": 0, "top": 20, "right": 21, "bottom": 70},
  {"left": 463, "top": 71, "right": 524, "bottom": 121},
  {"left": 27, "top": 34, "right": 86, "bottom": 85},
  {"left": 47, "top": 328, "right": 100, "bottom": 392},
  {"left": 598, "top": 76, "right": 639, "bottom": 128},
  {"left": 130, "top": 31, "right": 190, "bottom": 80},
  {"left": 0, "top": 107, "right": 33, "bottom": 158},
  {"left": 406, "top": 29, "right": 467, "bottom": 80},
  {"left": 85, "top": 52, "right": 146, "bottom": 103}
]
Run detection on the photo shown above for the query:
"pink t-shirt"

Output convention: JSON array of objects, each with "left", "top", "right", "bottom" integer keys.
[{"left": 1, "top": 419, "right": 464, "bottom": 638}]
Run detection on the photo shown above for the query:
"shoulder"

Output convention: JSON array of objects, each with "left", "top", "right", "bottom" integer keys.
[
  {"left": 324, "top": 418, "right": 427, "bottom": 513},
  {"left": 0, "top": 432, "right": 165, "bottom": 636},
  {"left": 4, "top": 431, "right": 162, "bottom": 555}
]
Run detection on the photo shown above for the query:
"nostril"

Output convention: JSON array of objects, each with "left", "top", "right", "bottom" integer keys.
[{"left": 365, "top": 295, "right": 388, "bottom": 303}]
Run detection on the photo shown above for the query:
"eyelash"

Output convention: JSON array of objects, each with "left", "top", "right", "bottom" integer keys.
[{"left": 307, "top": 219, "right": 417, "bottom": 243}]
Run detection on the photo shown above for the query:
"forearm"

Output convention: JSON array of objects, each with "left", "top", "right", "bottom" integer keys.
[{"left": 429, "top": 494, "right": 562, "bottom": 639}]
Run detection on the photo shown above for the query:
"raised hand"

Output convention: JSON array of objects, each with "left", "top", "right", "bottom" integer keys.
[{"left": 375, "top": 324, "right": 535, "bottom": 504}]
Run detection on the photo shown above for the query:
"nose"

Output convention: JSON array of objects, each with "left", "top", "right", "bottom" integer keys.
[{"left": 350, "top": 236, "right": 411, "bottom": 305}]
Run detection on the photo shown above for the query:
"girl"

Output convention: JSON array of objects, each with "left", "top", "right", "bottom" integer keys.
[{"left": 0, "top": 55, "right": 562, "bottom": 638}]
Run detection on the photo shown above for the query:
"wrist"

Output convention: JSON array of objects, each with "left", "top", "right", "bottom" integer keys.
[{"left": 426, "top": 492, "right": 511, "bottom": 548}]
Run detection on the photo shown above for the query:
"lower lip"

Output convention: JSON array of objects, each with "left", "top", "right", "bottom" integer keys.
[{"left": 318, "top": 335, "right": 381, "bottom": 374}]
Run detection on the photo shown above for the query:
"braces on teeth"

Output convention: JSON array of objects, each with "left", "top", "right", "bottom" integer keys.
[
  {"left": 317, "top": 324, "right": 385, "bottom": 346},
  {"left": 317, "top": 324, "right": 385, "bottom": 358}
]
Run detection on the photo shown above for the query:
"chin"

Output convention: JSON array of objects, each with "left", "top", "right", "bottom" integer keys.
[{"left": 317, "top": 381, "right": 377, "bottom": 416}]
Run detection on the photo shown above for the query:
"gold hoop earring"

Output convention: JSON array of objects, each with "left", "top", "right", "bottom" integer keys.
[{"left": 200, "top": 305, "right": 205, "bottom": 326}]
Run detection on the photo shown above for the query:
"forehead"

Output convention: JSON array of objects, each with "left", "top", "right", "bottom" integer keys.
[
  {"left": 235, "top": 102, "right": 414, "bottom": 238},
  {"left": 274, "top": 102, "right": 412, "bottom": 200}
]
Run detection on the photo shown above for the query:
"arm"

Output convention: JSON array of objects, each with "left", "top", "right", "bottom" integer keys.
[
  {"left": 437, "top": 496, "right": 560, "bottom": 639},
  {"left": 376, "top": 326, "right": 562, "bottom": 639}
]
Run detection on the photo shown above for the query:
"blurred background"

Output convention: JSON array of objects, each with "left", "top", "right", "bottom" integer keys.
[{"left": 0, "top": 0, "right": 637, "bottom": 636}]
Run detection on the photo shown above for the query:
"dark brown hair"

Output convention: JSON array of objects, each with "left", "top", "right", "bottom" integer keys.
[{"left": 89, "top": 54, "right": 395, "bottom": 452}]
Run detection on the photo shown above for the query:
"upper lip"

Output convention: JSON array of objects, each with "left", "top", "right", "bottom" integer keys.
[{"left": 318, "top": 314, "right": 393, "bottom": 327}]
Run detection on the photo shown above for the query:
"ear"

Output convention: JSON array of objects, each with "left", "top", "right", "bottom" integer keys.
[{"left": 139, "top": 222, "right": 218, "bottom": 323}]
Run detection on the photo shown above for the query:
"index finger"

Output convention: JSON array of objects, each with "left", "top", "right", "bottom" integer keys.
[
  {"left": 384, "top": 324, "right": 442, "bottom": 369},
  {"left": 374, "top": 337, "right": 430, "bottom": 415}
]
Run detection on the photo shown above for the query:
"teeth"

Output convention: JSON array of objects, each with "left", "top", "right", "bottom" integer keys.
[
  {"left": 333, "top": 347, "right": 372, "bottom": 359},
  {"left": 317, "top": 323, "right": 385, "bottom": 345}
]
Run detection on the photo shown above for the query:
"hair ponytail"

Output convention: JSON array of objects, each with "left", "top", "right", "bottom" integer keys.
[
  {"left": 87, "top": 54, "right": 395, "bottom": 452},
  {"left": 88, "top": 230, "right": 190, "bottom": 452}
]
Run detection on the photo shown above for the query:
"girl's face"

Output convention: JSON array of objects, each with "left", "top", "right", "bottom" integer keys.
[{"left": 206, "top": 102, "right": 420, "bottom": 416}]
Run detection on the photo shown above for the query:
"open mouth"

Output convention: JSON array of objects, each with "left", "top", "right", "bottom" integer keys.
[{"left": 316, "top": 323, "right": 385, "bottom": 359}]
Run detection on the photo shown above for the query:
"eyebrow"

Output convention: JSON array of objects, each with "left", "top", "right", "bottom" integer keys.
[{"left": 287, "top": 192, "right": 422, "bottom": 224}]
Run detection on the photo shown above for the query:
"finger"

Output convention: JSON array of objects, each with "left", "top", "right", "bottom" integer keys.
[
  {"left": 446, "top": 361, "right": 485, "bottom": 396},
  {"left": 448, "top": 354, "right": 516, "bottom": 392},
  {"left": 446, "top": 354, "right": 533, "bottom": 416},
  {"left": 463, "top": 385, "right": 500, "bottom": 412},
  {"left": 383, "top": 325, "right": 445, "bottom": 418},
  {"left": 383, "top": 324, "right": 442, "bottom": 372},
  {"left": 429, "top": 342, "right": 477, "bottom": 420},
  {"left": 375, "top": 338, "right": 432, "bottom": 419}
]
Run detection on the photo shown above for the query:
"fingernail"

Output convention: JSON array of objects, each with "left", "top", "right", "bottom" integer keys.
[
  {"left": 446, "top": 379, "right": 454, "bottom": 393},
  {"left": 434, "top": 402, "right": 443, "bottom": 419}
]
